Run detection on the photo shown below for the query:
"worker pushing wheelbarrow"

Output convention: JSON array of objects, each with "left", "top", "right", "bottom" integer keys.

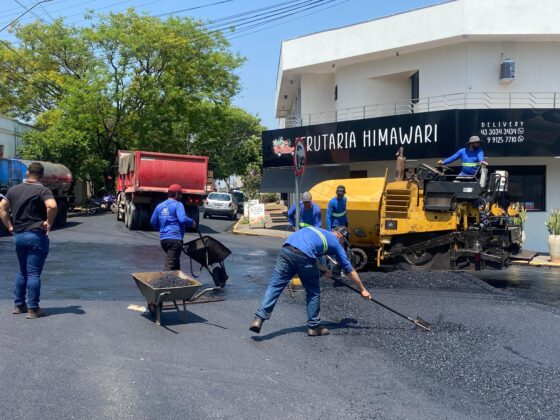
[
  {"left": 132, "top": 184, "right": 232, "bottom": 326},
  {"left": 131, "top": 233, "right": 231, "bottom": 326}
]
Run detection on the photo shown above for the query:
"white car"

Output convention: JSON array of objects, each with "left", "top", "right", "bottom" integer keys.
[{"left": 203, "top": 192, "right": 238, "bottom": 220}]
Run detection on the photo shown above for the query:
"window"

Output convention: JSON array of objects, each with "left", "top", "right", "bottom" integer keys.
[
  {"left": 492, "top": 165, "right": 546, "bottom": 211},
  {"left": 350, "top": 170, "right": 368, "bottom": 178},
  {"left": 410, "top": 71, "right": 419, "bottom": 104},
  {"left": 334, "top": 85, "right": 338, "bottom": 101}
]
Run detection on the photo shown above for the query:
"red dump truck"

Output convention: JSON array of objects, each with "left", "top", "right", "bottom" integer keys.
[{"left": 116, "top": 150, "right": 209, "bottom": 230}]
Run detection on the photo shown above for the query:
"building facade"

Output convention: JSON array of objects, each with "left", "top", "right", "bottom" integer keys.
[
  {"left": 261, "top": 0, "right": 560, "bottom": 251},
  {"left": 0, "top": 115, "right": 32, "bottom": 159}
]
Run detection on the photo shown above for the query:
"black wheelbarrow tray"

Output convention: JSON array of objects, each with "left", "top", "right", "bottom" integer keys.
[
  {"left": 183, "top": 231, "right": 232, "bottom": 287},
  {"left": 131, "top": 270, "right": 219, "bottom": 326}
]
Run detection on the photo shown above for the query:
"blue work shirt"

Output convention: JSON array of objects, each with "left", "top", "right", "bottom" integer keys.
[
  {"left": 443, "top": 147, "right": 485, "bottom": 176},
  {"left": 287, "top": 202, "right": 322, "bottom": 229},
  {"left": 285, "top": 227, "right": 354, "bottom": 273},
  {"left": 326, "top": 196, "right": 347, "bottom": 230},
  {"left": 150, "top": 199, "right": 194, "bottom": 241}
]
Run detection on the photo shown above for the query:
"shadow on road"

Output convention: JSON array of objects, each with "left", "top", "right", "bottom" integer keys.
[
  {"left": 43, "top": 305, "right": 86, "bottom": 316},
  {"left": 251, "top": 317, "right": 373, "bottom": 341}
]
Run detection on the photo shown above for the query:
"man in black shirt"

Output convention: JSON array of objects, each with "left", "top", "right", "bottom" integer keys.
[{"left": 0, "top": 162, "right": 57, "bottom": 319}]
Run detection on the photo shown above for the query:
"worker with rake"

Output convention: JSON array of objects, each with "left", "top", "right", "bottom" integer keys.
[{"left": 250, "top": 226, "right": 371, "bottom": 336}]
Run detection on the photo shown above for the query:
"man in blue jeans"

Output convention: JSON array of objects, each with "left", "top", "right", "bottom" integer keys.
[
  {"left": 250, "top": 226, "right": 371, "bottom": 336},
  {"left": 0, "top": 162, "right": 58, "bottom": 319},
  {"left": 150, "top": 184, "right": 197, "bottom": 270}
]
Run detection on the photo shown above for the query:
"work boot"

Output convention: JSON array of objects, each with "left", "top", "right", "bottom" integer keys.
[
  {"left": 249, "top": 317, "right": 264, "bottom": 333},
  {"left": 26, "top": 308, "right": 44, "bottom": 319},
  {"left": 12, "top": 304, "right": 28, "bottom": 314},
  {"left": 307, "top": 326, "right": 330, "bottom": 337}
]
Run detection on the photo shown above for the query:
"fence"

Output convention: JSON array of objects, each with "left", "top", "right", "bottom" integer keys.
[{"left": 284, "top": 92, "right": 560, "bottom": 128}]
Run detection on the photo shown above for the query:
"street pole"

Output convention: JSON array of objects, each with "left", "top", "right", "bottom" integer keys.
[
  {"left": 294, "top": 175, "right": 300, "bottom": 230},
  {"left": 0, "top": 0, "right": 53, "bottom": 33}
]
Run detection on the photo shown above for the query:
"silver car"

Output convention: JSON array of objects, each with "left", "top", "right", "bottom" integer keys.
[{"left": 203, "top": 192, "right": 238, "bottom": 220}]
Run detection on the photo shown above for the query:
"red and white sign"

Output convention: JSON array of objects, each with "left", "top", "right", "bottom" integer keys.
[{"left": 293, "top": 137, "right": 307, "bottom": 176}]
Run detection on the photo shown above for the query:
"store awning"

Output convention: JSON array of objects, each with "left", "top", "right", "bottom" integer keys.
[{"left": 260, "top": 165, "right": 350, "bottom": 193}]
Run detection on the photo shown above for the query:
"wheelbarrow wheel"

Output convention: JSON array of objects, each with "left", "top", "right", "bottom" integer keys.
[
  {"left": 211, "top": 266, "right": 228, "bottom": 288},
  {"left": 147, "top": 302, "right": 156, "bottom": 316}
]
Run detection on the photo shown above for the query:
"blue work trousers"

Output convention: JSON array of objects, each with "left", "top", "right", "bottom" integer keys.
[
  {"left": 13, "top": 230, "right": 49, "bottom": 308},
  {"left": 256, "top": 247, "right": 321, "bottom": 328}
]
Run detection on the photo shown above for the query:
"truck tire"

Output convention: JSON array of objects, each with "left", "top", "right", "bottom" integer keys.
[
  {"left": 55, "top": 199, "right": 68, "bottom": 227},
  {"left": 124, "top": 201, "right": 131, "bottom": 228},
  {"left": 391, "top": 235, "right": 450, "bottom": 272},
  {"left": 128, "top": 202, "right": 141, "bottom": 230},
  {"left": 116, "top": 194, "right": 124, "bottom": 221}
]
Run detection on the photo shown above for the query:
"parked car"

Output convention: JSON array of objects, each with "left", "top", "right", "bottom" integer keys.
[
  {"left": 231, "top": 190, "right": 246, "bottom": 213},
  {"left": 203, "top": 192, "right": 238, "bottom": 220}
]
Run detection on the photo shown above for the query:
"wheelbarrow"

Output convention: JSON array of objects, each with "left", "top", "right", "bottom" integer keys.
[
  {"left": 131, "top": 270, "right": 220, "bottom": 326},
  {"left": 183, "top": 230, "right": 232, "bottom": 287}
]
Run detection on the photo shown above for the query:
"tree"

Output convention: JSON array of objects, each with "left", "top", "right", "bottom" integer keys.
[{"left": 0, "top": 10, "right": 261, "bottom": 189}]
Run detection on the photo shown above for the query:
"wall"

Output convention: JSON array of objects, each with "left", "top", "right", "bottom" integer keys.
[
  {"left": 297, "top": 40, "right": 560, "bottom": 118},
  {"left": 0, "top": 116, "right": 32, "bottom": 158},
  {"left": 347, "top": 157, "right": 558, "bottom": 252},
  {"left": 300, "top": 73, "right": 335, "bottom": 123},
  {"left": 334, "top": 43, "right": 468, "bottom": 112}
]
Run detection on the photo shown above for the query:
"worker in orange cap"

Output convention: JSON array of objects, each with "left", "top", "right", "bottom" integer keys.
[{"left": 150, "top": 184, "right": 197, "bottom": 270}]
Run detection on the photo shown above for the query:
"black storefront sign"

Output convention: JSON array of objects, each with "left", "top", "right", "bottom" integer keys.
[{"left": 262, "top": 109, "right": 560, "bottom": 167}]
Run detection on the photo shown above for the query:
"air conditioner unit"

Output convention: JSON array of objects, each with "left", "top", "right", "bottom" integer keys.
[{"left": 500, "top": 59, "right": 515, "bottom": 83}]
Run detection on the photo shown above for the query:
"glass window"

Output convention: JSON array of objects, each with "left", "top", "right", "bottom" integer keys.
[
  {"left": 208, "top": 193, "right": 231, "bottom": 201},
  {"left": 492, "top": 166, "right": 546, "bottom": 211}
]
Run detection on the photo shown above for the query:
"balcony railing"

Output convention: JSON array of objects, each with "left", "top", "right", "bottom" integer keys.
[{"left": 284, "top": 91, "right": 560, "bottom": 128}]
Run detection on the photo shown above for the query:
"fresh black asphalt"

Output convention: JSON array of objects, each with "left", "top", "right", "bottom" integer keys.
[{"left": 0, "top": 212, "right": 559, "bottom": 419}]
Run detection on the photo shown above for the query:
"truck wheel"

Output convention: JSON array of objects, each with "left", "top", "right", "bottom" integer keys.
[
  {"left": 129, "top": 203, "right": 141, "bottom": 230},
  {"left": 392, "top": 235, "right": 450, "bottom": 272},
  {"left": 124, "top": 201, "right": 131, "bottom": 228},
  {"left": 55, "top": 199, "right": 68, "bottom": 227},
  {"left": 116, "top": 195, "right": 124, "bottom": 221}
]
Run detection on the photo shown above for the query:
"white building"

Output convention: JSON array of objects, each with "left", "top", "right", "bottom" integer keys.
[
  {"left": 0, "top": 115, "right": 32, "bottom": 159},
  {"left": 262, "top": 0, "right": 560, "bottom": 252}
]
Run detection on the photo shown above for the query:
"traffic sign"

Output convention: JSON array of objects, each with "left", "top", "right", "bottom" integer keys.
[{"left": 293, "top": 137, "right": 307, "bottom": 176}]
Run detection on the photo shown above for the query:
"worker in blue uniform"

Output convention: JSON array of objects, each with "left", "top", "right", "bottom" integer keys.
[
  {"left": 326, "top": 185, "right": 348, "bottom": 230},
  {"left": 150, "top": 184, "right": 197, "bottom": 271},
  {"left": 287, "top": 191, "right": 322, "bottom": 230},
  {"left": 438, "top": 135, "right": 488, "bottom": 176},
  {"left": 249, "top": 226, "right": 371, "bottom": 336}
]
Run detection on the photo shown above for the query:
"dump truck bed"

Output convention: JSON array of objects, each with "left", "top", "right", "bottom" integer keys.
[{"left": 117, "top": 150, "right": 208, "bottom": 194}]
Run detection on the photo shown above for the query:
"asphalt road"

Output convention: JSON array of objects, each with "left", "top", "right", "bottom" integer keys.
[{"left": 1, "top": 212, "right": 559, "bottom": 419}]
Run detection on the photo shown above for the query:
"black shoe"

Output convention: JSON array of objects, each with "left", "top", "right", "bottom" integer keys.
[
  {"left": 26, "top": 308, "right": 44, "bottom": 319},
  {"left": 249, "top": 317, "right": 264, "bottom": 333},
  {"left": 12, "top": 304, "right": 28, "bottom": 314},
  {"left": 307, "top": 326, "right": 330, "bottom": 336}
]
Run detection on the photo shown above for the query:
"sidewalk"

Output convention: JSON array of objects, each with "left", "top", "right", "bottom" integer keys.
[{"left": 233, "top": 203, "right": 292, "bottom": 239}]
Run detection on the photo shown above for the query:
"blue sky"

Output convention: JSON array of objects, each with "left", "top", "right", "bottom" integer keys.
[{"left": 0, "top": 0, "right": 443, "bottom": 128}]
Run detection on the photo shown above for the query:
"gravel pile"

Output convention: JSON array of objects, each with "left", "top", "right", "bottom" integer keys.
[
  {"left": 152, "top": 274, "right": 190, "bottom": 288},
  {"left": 282, "top": 270, "right": 560, "bottom": 419}
]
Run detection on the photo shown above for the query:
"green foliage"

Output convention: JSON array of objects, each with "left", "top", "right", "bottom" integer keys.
[
  {"left": 1, "top": 10, "right": 262, "bottom": 189},
  {"left": 241, "top": 162, "right": 262, "bottom": 200},
  {"left": 260, "top": 193, "right": 279, "bottom": 203},
  {"left": 545, "top": 209, "right": 560, "bottom": 235}
]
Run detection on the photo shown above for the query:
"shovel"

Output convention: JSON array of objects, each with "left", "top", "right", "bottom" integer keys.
[{"left": 338, "top": 280, "right": 431, "bottom": 332}]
